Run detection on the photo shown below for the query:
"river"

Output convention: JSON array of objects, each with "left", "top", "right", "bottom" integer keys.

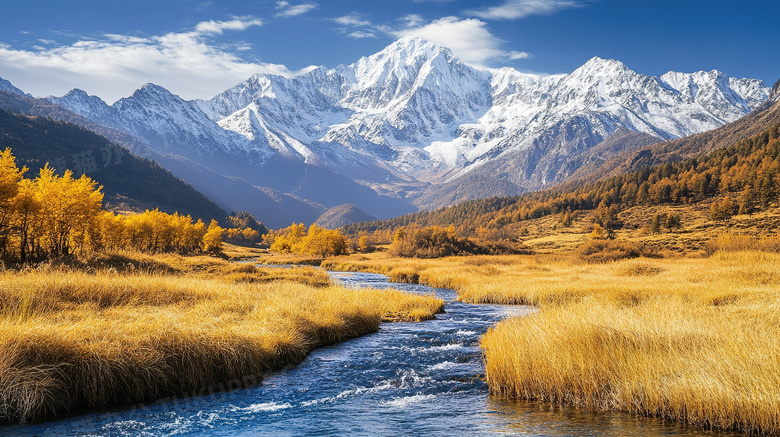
[{"left": 5, "top": 271, "right": 737, "bottom": 436}]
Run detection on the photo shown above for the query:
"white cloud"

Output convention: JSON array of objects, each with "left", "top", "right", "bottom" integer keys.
[
  {"left": 334, "top": 14, "right": 372, "bottom": 27},
  {"left": 399, "top": 14, "right": 425, "bottom": 28},
  {"left": 332, "top": 12, "right": 533, "bottom": 67},
  {"left": 391, "top": 17, "right": 508, "bottom": 67},
  {"left": 0, "top": 18, "right": 300, "bottom": 103},
  {"left": 347, "top": 31, "right": 377, "bottom": 39},
  {"left": 194, "top": 17, "right": 264, "bottom": 34},
  {"left": 508, "top": 50, "right": 532, "bottom": 60},
  {"left": 275, "top": 2, "right": 317, "bottom": 18},
  {"left": 467, "top": 0, "right": 582, "bottom": 20}
]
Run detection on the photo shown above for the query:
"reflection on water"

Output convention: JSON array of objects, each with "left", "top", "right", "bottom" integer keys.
[
  {"left": 4, "top": 272, "right": 738, "bottom": 436},
  {"left": 487, "top": 398, "right": 742, "bottom": 436}
]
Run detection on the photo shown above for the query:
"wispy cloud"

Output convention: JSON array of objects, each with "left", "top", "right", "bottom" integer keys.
[
  {"left": 334, "top": 14, "right": 373, "bottom": 27},
  {"left": 194, "top": 17, "right": 264, "bottom": 34},
  {"left": 467, "top": 0, "right": 583, "bottom": 20},
  {"left": 275, "top": 1, "right": 318, "bottom": 18},
  {"left": 508, "top": 51, "right": 532, "bottom": 60},
  {"left": 399, "top": 14, "right": 425, "bottom": 28},
  {"left": 0, "top": 17, "right": 302, "bottom": 103},
  {"left": 333, "top": 13, "right": 391, "bottom": 40},
  {"left": 348, "top": 31, "right": 377, "bottom": 39}
]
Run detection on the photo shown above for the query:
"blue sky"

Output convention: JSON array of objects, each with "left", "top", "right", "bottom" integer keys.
[{"left": 0, "top": 0, "right": 777, "bottom": 103}]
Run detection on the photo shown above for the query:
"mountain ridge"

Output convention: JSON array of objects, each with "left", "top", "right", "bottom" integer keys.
[{"left": 1, "top": 36, "right": 770, "bottom": 226}]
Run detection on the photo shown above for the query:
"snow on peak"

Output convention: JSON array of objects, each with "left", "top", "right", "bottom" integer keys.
[
  {"left": 0, "top": 76, "right": 29, "bottom": 97},
  {"left": 350, "top": 36, "right": 456, "bottom": 89},
  {"left": 50, "top": 88, "right": 115, "bottom": 126},
  {"left": 385, "top": 36, "right": 450, "bottom": 58},
  {"left": 576, "top": 56, "right": 631, "bottom": 74},
  {"left": 44, "top": 37, "right": 772, "bottom": 196},
  {"left": 128, "top": 83, "right": 180, "bottom": 102}
]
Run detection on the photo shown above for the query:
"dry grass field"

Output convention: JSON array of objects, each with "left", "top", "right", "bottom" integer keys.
[
  {"left": 311, "top": 217, "right": 780, "bottom": 435},
  {"left": 0, "top": 252, "right": 443, "bottom": 424}
]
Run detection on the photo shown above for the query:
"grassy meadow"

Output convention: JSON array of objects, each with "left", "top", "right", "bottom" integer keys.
[
  {"left": 0, "top": 251, "right": 443, "bottom": 424},
  {"left": 311, "top": 224, "right": 780, "bottom": 435}
]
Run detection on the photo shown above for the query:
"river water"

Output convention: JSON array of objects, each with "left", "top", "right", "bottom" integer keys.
[{"left": 6, "top": 272, "right": 737, "bottom": 436}]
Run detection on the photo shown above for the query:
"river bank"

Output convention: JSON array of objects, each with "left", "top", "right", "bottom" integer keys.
[
  {"left": 300, "top": 249, "right": 780, "bottom": 435},
  {"left": 6, "top": 271, "right": 739, "bottom": 436},
  {"left": 0, "top": 252, "right": 443, "bottom": 425}
]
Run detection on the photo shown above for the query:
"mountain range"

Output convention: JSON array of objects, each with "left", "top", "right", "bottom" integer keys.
[{"left": 1, "top": 37, "right": 772, "bottom": 227}]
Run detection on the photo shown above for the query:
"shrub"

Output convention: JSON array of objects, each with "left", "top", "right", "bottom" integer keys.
[{"left": 578, "top": 239, "right": 659, "bottom": 263}]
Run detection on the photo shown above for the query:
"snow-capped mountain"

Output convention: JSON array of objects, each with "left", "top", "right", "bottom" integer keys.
[
  {"left": 43, "top": 36, "right": 772, "bottom": 222},
  {"left": 0, "top": 77, "right": 29, "bottom": 97},
  {"left": 50, "top": 85, "right": 264, "bottom": 162}
]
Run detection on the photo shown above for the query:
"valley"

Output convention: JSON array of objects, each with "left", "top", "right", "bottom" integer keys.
[{"left": 1, "top": 17, "right": 780, "bottom": 436}]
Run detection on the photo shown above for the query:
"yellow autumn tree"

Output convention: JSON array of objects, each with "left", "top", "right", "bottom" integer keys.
[
  {"left": 13, "top": 178, "right": 40, "bottom": 261},
  {"left": 0, "top": 148, "right": 26, "bottom": 257},
  {"left": 269, "top": 223, "right": 307, "bottom": 253},
  {"left": 32, "top": 166, "right": 103, "bottom": 257},
  {"left": 0, "top": 149, "right": 221, "bottom": 261},
  {"left": 293, "top": 224, "right": 349, "bottom": 257},
  {"left": 202, "top": 219, "right": 224, "bottom": 254}
]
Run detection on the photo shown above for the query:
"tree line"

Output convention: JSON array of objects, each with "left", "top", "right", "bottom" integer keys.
[
  {"left": 343, "top": 125, "right": 780, "bottom": 239},
  {"left": 0, "top": 148, "right": 228, "bottom": 262}
]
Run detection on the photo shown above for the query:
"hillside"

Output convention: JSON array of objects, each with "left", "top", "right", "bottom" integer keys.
[
  {"left": 572, "top": 82, "right": 780, "bottom": 182},
  {"left": 0, "top": 110, "right": 226, "bottom": 220},
  {"left": 343, "top": 101, "right": 780, "bottom": 239},
  {"left": 315, "top": 204, "right": 377, "bottom": 229}
]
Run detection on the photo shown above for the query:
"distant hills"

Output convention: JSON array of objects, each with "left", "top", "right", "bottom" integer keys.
[
  {"left": 315, "top": 204, "right": 377, "bottom": 229},
  {"left": 0, "top": 109, "right": 225, "bottom": 221},
  {"left": 0, "top": 89, "right": 325, "bottom": 228}
]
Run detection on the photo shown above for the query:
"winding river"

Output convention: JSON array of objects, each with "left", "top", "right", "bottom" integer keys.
[{"left": 6, "top": 271, "right": 737, "bottom": 436}]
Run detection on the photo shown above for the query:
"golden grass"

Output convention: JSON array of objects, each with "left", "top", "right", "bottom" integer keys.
[
  {"left": 29, "top": 250, "right": 333, "bottom": 287},
  {"left": 256, "top": 252, "right": 324, "bottom": 266},
  {"left": 221, "top": 242, "right": 268, "bottom": 260},
  {"left": 319, "top": 248, "right": 780, "bottom": 434},
  {"left": 0, "top": 268, "right": 443, "bottom": 424},
  {"left": 480, "top": 251, "right": 780, "bottom": 435},
  {"left": 706, "top": 233, "right": 780, "bottom": 254}
]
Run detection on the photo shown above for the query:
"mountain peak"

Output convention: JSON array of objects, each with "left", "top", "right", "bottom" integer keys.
[
  {"left": 0, "top": 76, "right": 30, "bottom": 97},
  {"left": 578, "top": 56, "right": 630, "bottom": 73},
  {"left": 130, "top": 83, "right": 179, "bottom": 101},
  {"left": 372, "top": 36, "right": 453, "bottom": 63},
  {"left": 770, "top": 79, "right": 780, "bottom": 102},
  {"left": 393, "top": 35, "right": 445, "bottom": 50}
]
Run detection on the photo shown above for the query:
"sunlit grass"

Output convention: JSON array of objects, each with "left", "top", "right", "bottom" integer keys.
[
  {"left": 321, "top": 247, "right": 780, "bottom": 434},
  {"left": 0, "top": 263, "right": 443, "bottom": 424},
  {"left": 482, "top": 271, "right": 780, "bottom": 434}
]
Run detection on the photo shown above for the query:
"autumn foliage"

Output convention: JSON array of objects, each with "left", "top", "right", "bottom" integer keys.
[
  {"left": 266, "top": 223, "right": 349, "bottom": 257},
  {"left": 344, "top": 125, "right": 780, "bottom": 241},
  {"left": 0, "top": 148, "right": 225, "bottom": 261}
]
